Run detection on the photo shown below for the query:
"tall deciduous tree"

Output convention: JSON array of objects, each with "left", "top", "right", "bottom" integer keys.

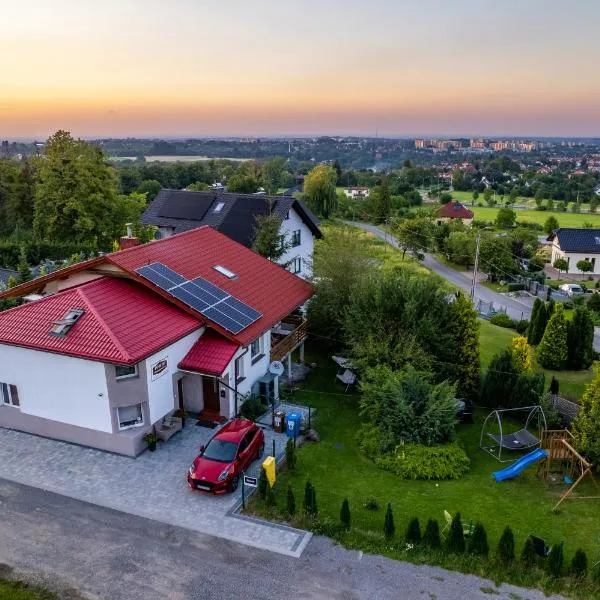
[
  {"left": 303, "top": 164, "right": 337, "bottom": 218},
  {"left": 572, "top": 365, "right": 600, "bottom": 465},
  {"left": 544, "top": 215, "right": 559, "bottom": 235},
  {"left": 394, "top": 217, "right": 431, "bottom": 259},
  {"left": 495, "top": 207, "right": 516, "bottom": 229},
  {"left": 261, "top": 156, "right": 286, "bottom": 195},
  {"left": 537, "top": 303, "right": 568, "bottom": 369},
  {"left": 370, "top": 177, "right": 392, "bottom": 222},
  {"left": 448, "top": 292, "right": 480, "bottom": 402},
  {"left": 34, "top": 131, "right": 120, "bottom": 247}
]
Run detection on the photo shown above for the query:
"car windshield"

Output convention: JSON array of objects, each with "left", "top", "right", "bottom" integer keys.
[{"left": 202, "top": 439, "right": 238, "bottom": 462}]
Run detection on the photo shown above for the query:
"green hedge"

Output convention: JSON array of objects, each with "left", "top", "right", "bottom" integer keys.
[
  {"left": 489, "top": 313, "right": 515, "bottom": 328},
  {"left": 0, "top": 240, "right": 99, "bottom": 268},
  {"left": 374, "top": 443, "right": 470, "bottom": 480}
]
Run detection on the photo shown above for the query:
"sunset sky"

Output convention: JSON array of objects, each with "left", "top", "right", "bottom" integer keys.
[{"left": 1, "top": 0, "right": 599, "bottom": 138}]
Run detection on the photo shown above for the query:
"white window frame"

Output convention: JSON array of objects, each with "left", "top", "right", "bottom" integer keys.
[
  {"left": 250, "top": 335, "right": 264, "bottom": 360},
  {"left": 115, "top": 364, "right": 138, "bottom": 381},
  {"left": 117, "top": 404, "right": 144, "bottom": 430},
  {"left": 1, "top": 382, "right": 19, "bottom": 407},
  {"left": 291, "top": 229, "right": 301, "bottom": 247},
  {"left": 235, "top": 355, "right": 245, "bottom": 380}
]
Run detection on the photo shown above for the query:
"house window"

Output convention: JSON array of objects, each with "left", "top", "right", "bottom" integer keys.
[
  {"left": 50, "top": 308, "right": 84, "bottom": 337},
  {"left": 290, "top": 257, "right": 302, "bottom": 274},
  {"left": 235, "top": 355, "right": 245, "bottom": 382},
  {"left": 284, "top": 211, "right": 290, "bottom": 220},
  {"left": 250, "top": 336, "right": 264, "bottom": 361},
  {"left": 115, "top": 364, "right": 138, "bottom": 380},
  {"left": 291, "top": 230, "right": 301, "bottom": 247},
  {"left": 213, "top": 265, "right": 237, "bottom": 279},
  {"left": 214, "top": 202, "right": 225, "bottom": 212},
  {"left": 1, "top": 383, "right": 19, "bottom": 407},
  {"left": 593, "top": 258, "right": 596, "bottom": 269},
  {"left": 117, "top": 404, "right": 144, "bottom": 429}
]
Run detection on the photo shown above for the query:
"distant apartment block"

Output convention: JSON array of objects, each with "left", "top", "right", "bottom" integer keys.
[{"left": 343, "top": 186, "right": 370, "bottom": 199}]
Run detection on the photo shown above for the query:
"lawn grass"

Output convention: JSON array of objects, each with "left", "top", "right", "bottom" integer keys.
[
  {"left": 250, "top": 347, "right": 600, "bottom": 597},
  {"left": 0, "top": 580, "right": 58, "bottom": 600},
  {"left": 452, "top": 191, "right": 594, "bottom": 213},
  {"left": 478, "top": 319, "right": 592, "bottom": 401},
  {"left": 470, "top": 206, "right": 600, "bottom": 228}
]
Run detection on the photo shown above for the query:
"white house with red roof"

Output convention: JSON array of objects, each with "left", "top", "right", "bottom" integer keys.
[
  {"left": 0, "top": 227, "right": 312, "bottom": 456},
  {"left": 435, "top": 201, "right": 474, "bottom": 226}
]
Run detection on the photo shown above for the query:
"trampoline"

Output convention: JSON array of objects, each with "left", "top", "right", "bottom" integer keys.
[{"left": 480, "top": 405, "right": 547, "bottom": 462}]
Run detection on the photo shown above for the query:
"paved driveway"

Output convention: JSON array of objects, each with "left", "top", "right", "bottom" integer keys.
[{"left": 0, "top": 418, "right": 311, "bottom": 557}]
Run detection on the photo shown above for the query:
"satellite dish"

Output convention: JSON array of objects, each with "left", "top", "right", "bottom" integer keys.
[{"left": 269, "top": 361, "right": 284, "bottom": 376}]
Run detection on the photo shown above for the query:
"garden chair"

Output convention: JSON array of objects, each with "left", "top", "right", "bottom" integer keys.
[
  {"left": 442, "top": 510, "right": 474, "bottom": 538},
  {"left": 529, "top": 535, "right": 551, "bottom": 557}
]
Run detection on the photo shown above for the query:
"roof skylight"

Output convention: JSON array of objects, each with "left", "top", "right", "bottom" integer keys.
[
  {"left": 50, "top": 308, "right": 85, "bottom": 337},
  {"left": 214, "top": 202, "right": 225, "bottom": 213},
  {"left": 213, "top": 265, "right": 237, "bottom": 279}
]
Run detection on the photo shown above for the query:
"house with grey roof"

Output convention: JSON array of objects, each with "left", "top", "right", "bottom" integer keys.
[
  {"left": 0, "top": 268, "right": 18, "bottom": 290},
  {"left": 547, "top": 228, "right": 600, "bottom": 276},
  {"left": 141, "top": 190, "right": 322, "bottom": 278}
]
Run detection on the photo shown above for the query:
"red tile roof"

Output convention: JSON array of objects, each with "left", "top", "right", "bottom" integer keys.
[
  {"left": 178, "top": 330, "right": 239, "bottom": 376},
  {"left": 438, "top": 202, "right": 474, "bottom": 219},
  {"left": 0, "top": 278, "right": 201, "bottom": 364},
  {"left": 105, "top": 226, "right": 313, "bottom": 345}
]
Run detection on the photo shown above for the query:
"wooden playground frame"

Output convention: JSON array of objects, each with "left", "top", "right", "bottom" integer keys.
[{"left": 539, "top": 429, "right": 600, "bottom": 511}]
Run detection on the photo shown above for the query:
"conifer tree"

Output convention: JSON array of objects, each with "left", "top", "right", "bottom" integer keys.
[
  {"left": 447, "top": 513, "right": 465, "bottom": 553},
  {"left": 303, "top": 481, "right": 315, "bottom": 516},
  {"left": 340, "top": 498, "right": 351, "bottom": 530},
  {"left": 448, "top": 292, "right": 481, "bottom": 401},
  {"left": 547, "top": 541, "right": 564, "bottom": 578},
  {"left": 423, "top": 519, "right": 441, "bottom": 549},
  {"left": 497, "top": 526, "right": 515, "bottom": 563},
  {"left": 527, "top": 298, "right": 542, "bottom": 344},
  {"left": 258, "top": 466, "right": 268, "bottom": 500},
  {"left": 285, "top": 437, "right": 297, "bottom": 470},
  {"left": 468, "top": 523, "right": 489, "bottom": 556},
  {"left": 383, "top": 503, "right": 395, "bottom": 539},
  {"left": 529, "top": 301, "right": 549, "bottom": 345},
  {"left": 520, "top": 537, "right": 536, "bottom": 567},
  {"left": 537, "top": 304, "right": 568, "bottom": 369},
  {"left": 287, "top": 484, "right": 296, "bottom": 516},
  {"left": 405, "top": 517, "right": 421, "bottom": 544},
  {"left": 572, "top": 365, "right": 600, "bottom": 466},
  {"left": 265, "top": 482, "right": 276, "bottom": 506},
  {"left": 567, "top": 307, "right": 594, "bottom": 369},
  {"left": 570, "top": 548, "right": 587, "bottom": 578}
]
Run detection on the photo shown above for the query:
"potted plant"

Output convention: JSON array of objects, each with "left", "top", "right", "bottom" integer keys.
[{"left": 144, "top": 431, "right": 158, "bottom": 452}]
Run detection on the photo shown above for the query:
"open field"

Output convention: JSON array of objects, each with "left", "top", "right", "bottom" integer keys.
[
  {"left": 251, "top": 346, "right": 599, "bottom": 596},
  {"left": 108, "top": 155, "right": 249, "bottom": 163},
  {"left": 452, "top": 191, "right": 594, "bottom": 213}
]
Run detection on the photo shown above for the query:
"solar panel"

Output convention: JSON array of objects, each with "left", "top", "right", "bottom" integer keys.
[{"left": 135, "top": 264, "right": 262, "bottom": 334}]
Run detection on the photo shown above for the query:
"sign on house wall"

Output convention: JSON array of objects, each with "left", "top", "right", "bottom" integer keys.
[{"left": 151, "top": 357, "right": 168, "bottom": 381}]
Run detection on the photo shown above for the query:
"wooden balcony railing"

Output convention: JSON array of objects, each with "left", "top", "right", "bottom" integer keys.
[{"left": 271, "top": 318, "right": 308, "bottom": 362}]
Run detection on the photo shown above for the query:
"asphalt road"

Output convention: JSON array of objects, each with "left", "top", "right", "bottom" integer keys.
[
  {"left": 345, "top": 221, "right": 600, "bottom": 350},
  {"left": 0, "top": 479, "right": 564, "bottom": 600}
]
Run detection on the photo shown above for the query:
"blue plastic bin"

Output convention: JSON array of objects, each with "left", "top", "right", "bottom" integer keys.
[{"left": 286, "top": 412, "right": 301, "bottom": 438}]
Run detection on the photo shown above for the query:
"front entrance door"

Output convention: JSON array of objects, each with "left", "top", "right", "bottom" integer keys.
[{"left": 202, "top": 377, "right": 220, "bottom": 413}]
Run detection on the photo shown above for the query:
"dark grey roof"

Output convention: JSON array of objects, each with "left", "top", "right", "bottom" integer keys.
[
  {"left": 141, "top": 189, "right": 322, "bottom": 247},
  {"left": 550, "top": 228, "right": 600, "bottom": 253},
  {"left": 0, "top": 268, "right": 18, "bottom": 288}
]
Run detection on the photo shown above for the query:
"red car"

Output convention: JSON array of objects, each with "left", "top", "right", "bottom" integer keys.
[{"left": 187, "top": 418, "right": 265, "bottom": 494}]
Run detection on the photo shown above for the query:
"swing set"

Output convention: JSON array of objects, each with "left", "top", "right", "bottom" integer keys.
[{"left": 539, "top": 429, "right": 600, "bottom": 512}]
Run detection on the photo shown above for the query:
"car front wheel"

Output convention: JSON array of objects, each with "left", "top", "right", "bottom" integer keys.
[
  {"left": 230, "top": 475, "right": 239, "bottom": 492},
  {"left": 257, "top": 442, "right": 265, "bottom": 459}
]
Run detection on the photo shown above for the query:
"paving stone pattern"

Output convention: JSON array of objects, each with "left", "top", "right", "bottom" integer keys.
[{"left": 0, "top": 422, "right": 311, "bottom": 557}]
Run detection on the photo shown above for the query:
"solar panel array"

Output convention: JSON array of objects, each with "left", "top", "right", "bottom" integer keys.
[{"left": 136, "top": 263, "right": 262, "bottom": 334}]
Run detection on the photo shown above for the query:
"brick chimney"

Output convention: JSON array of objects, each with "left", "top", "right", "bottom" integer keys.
[{"left": 119, "top": 223, "right": 140, "bottom": 250}]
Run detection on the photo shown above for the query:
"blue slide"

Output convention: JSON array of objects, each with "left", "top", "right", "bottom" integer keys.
[{"left": 492, "top": 448, "right": 549, "bottom": 482}]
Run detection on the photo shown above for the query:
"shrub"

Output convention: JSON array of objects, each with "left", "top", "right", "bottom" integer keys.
[
  {"left": 405, "top": 517, "right": 421, "bottom": 544},
  {"left": 286, "top": 484, "right": 296, "bottom": 516},
  {"left": 570, "top": 548, "right": 587, "bottom": 579},
  {"left": 497, "top": 526, "right": 515, "bottom": 563},
  {"left": 340, "top": 498, "right": 351, "bottom": 531},
  {"left": 423, "top": 519, "right": 441, "bottom": 549},
  {"left": 507, "top": 283, "right": 525, "bottom": 292},
  {"left": 510, "top": 335, "right": 532, "bottom": 372},
  {"left": 520, "top": 537, "right": 537, "bottom": 567},
  {"left": 265, "top": 482, "right": 276, "bottom": 506},
  {"left": 364, "top": 497, "right": 379, "bottom": 511},
  {"left": 356, "top": 423, "right": 383, "bottom": 459},
  {"left": 547, "top": 542, "right": 564, "bottom": 578},
  {"left": 549, "top": 376, "right": 559, "bottom": 395},
  {"left": 258, "top": 466, "right": 268, "bottom": 500},
  {"left": 303, "top": 480, "right": 318, "bottom": 517},
  {"left": 383, "top": 503, "right": 395, "bottom": 539},
  {"left": 572, "top": 365, "right": 600, "bottom": 466},
  {"left": 468, "top": 523, "right": 489, "bottom": 556},
  {"left": 238, "top": 394, "right": 267, "bottom": 421},
  {"left": 489, "top": 313, "right": 515, "bottom": 328},
  {"left": 285, "top": 438, "right": 297, "bottom": 470},
  {"left": 515, "top": 319, "right": 529, "bottom": 335},
  {"left": 373, "top": 443, "right": 470, "bottom": 480},
  {"left": 447, "top": 513, "right": 465, "bottom": 553}
]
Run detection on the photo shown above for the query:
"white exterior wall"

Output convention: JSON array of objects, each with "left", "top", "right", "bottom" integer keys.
[
  {"left": 0, "top": 345, "right": 111, "bottom": 432},
  {"left": 551, "top": 243, "right": 600, "bottom": 274},
  {"left": 279, "top": 207, "right": 315, "bottom": 278},
  {"left": 222, "top": 331, "right": 271, "bottom": 416},
  {"left": 144, "top": 328, "right": 203, "bottom": 423}
]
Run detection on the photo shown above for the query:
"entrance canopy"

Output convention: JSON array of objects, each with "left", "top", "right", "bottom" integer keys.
[{"left": 178, "top": 330, "right": 239, "bottom": 376}]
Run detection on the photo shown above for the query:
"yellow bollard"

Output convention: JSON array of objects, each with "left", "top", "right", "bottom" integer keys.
[{"left": 262, "top": 456, "right": 276, "bottom": 487}]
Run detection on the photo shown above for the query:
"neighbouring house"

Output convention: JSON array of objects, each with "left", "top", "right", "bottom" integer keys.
[
  {"left": 547, "top": 228, "right": 600, "bottom": 275},
  {"left": 343, "top": 186, "right": 370, "bottom": 199},
  {"left": 0, "top": 226, "right": 312, "bottom": 456},
  {"left": 594, "top": 183, "right": 600, "bottom": 196},
  {"left": 0, "top": 268, "right": 18, "bottom": 290},
  {"left": 141, "top": 190, "right": 322, "bottom": 278},
  {"left": 435, "top": 201, "right": 474, "bottom": 226}
]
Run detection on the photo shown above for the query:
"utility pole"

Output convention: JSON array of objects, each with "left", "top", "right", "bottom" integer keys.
[{"left": 471, "top": 233, "right": 481, "bottom": 301}]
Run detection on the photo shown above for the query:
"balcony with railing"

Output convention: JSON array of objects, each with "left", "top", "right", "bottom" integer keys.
[{"left": 270, "top": 315, "right": 308, "bottom": 362}]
